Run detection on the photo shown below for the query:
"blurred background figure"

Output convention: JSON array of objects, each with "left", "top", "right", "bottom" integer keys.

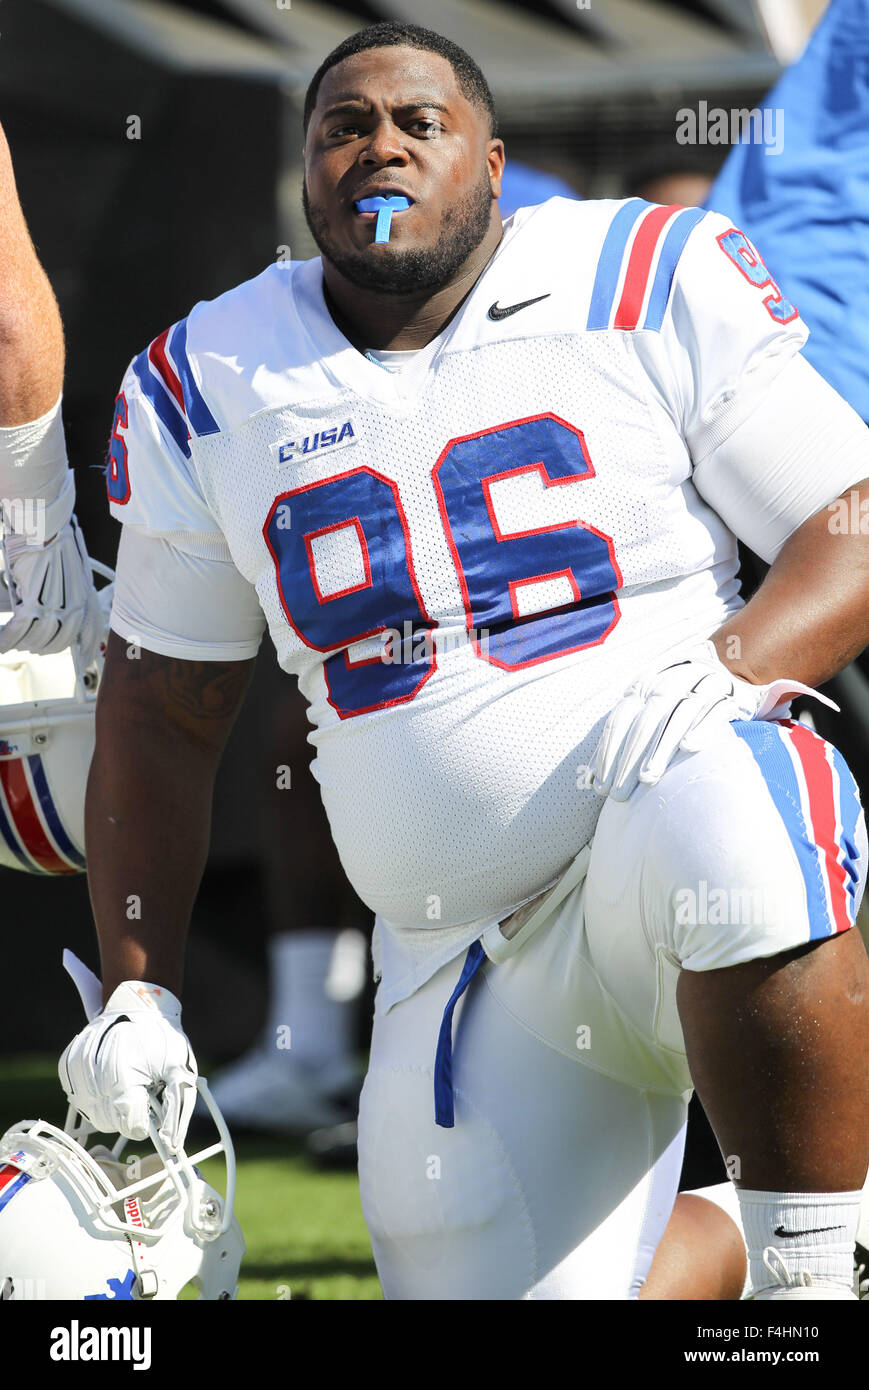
[
  {"left": 627, "top": 156, "right": 716, "bottom": 209},
  {"left": 500, "top": 161, "right": 582, "bottom": 210}
]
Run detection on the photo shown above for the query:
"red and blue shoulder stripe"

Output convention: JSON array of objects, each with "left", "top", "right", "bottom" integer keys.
[
  {"left": 586, "top": 199, "right": 707, "bottom": 333},
  {"left": 130, "top": 317, "right": 219, "bottom": 458}
]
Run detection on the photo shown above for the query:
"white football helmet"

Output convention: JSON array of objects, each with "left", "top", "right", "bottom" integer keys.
[
  {"left": 0, "top": 1078, "right": 244, "bottom": 1300},
  {"left": 0, "top": 559, "right": 113, "bottom": 874}
]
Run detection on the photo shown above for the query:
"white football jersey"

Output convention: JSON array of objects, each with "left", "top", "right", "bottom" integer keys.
[{"left": 108, "top": 197, "right": 817, "bottom": 1001}]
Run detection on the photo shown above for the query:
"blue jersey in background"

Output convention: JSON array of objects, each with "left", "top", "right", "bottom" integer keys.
[{"left": 706, "top": 0, "right": 869, "bottom": 422}]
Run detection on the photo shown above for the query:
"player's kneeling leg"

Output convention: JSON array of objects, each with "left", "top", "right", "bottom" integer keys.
[
  {"left": 640, "top": 1192, "right": 747, "bottom": 1300},
  {"left": 357, "top": 938, "right": 689, "bottom": 1300},
  {"left": 585, "top": 717, "right": 869, "bottom": 1300}
]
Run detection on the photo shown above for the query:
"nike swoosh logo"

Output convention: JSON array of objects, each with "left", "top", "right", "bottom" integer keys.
[
  {"left": 774, "top": 1224, "right": 846, "bottom": 1238},
  {"left": 487, "top": 294, "right": 551, "bottom": 320}
]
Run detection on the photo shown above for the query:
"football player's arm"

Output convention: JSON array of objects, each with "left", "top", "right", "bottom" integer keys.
[
  {"left": 691, "top": 359, "right": 869, "bottom": 688},
  {"left": 592, "top": 359, "right": 869, "bottom": 800},
  {"left": 649, "top": 209, "right": 869, "bottom": 683},
  {"left": 672, "top": 213, "right": 869, "bottom": 688},
  {"left": 712, "top": 479, "right": 869, "bottom": 689},
  {"left": 0, "top": 121, "right": 104, "bottom": 661},
  {"left": 60, "top": 523, "right": 265, "bottom": 1147},
  {"left": 0, "top": 118, "right": 63, "bottom": 424},
  {"left": 86, "top": 630, "right": 256, "bottom": 999},
  {"left": 591, "top": 215, "right": 869, "bottom": 798}
]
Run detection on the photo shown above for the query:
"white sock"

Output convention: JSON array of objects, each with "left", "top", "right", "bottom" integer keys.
[
  {"left": 265, "top": 929, "right": 367, "bottom": 1068},
  {"left": 738, "top": 1189, "right": 860, "bottom": 1293}
]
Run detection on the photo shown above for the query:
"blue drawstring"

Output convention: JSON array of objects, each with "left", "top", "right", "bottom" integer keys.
[{"left": 433, "top": 940, "right": 486, "bottom": 1128}]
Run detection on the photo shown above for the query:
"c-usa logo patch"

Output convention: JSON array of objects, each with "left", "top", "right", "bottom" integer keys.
[{"left": 269, "top": 418, "right": 357, "bottom": 466}]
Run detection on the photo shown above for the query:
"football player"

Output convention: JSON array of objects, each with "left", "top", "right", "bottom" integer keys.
[
  {"left": 207, "top": 158, "right": 583, "bottom": 1141},
  {"left": 0, "top": 119, "right": 101, "bottom": 668},
  {"left": 61, "top": 23, "right": 869, "bottom": 1299}
]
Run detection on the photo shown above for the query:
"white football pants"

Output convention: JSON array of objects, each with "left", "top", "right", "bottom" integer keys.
[{"left": 357, "top": 720, "right": 866, "bottom": 1299}]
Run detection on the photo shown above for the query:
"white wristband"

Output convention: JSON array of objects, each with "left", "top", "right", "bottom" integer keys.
[{"left": 0, "top": 394, "right": 75, "bottom": 539}]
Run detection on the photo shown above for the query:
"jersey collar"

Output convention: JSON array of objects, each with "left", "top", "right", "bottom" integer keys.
[{"left": 287, "top": 211, "right": 529, "bottom": 408}]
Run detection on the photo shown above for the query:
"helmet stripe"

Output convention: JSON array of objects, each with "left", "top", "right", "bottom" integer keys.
[
  {"left": 27, "top": 755, "right": 86, "bottom": 869},
  {"left": 0, "top": 1171, "right": 30, "bottom": 1212},
  {"left": 0, "top": 759, "right": 79, "bottom": 874},
  {"left": 0, "top": 781, "right": 34, "bottom": 870}
]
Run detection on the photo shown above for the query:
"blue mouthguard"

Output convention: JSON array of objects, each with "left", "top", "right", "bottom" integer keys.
[{"left": 355, "top": 195, "right": 411, "bottom": 243}]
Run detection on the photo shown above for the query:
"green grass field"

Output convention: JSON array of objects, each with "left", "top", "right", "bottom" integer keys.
[{"left": 0, "top": 1055, "right": 382, "bottom": 1301}]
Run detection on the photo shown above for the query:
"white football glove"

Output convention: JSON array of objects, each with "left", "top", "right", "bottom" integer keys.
[
  {"left": 0, "top": 514, "right": 103, "bottom": 667},
  {"left": 59, "top": 981, "right": 198, "bottom": 1153},
  {"left": 583, "top": 639, "right": 838, "bottom": 802}
]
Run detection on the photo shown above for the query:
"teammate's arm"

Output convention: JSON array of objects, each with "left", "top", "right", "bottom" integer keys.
[
  {"left": 86, "top": 631, "right": 256, "bottom": 1000},
  {"left": 0, "top": 119, "right": 63, "bottom": 424},
  {"left": 0, "top": 120, "right": 104, "bottom": 663}
]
